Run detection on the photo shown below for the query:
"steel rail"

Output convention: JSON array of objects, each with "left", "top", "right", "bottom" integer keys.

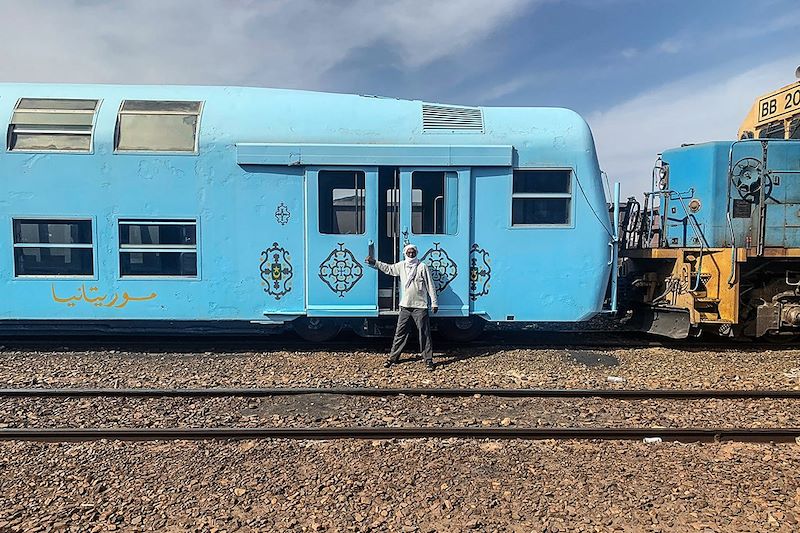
[
  {"left": 1, "top": 426, "right": 798, "bottom": 443},
  {"left": 2, "top": 387, "right": 800, "bottom": 399},
  {"left": 0, "top": 331, "right": 788, "bottom": 352}
]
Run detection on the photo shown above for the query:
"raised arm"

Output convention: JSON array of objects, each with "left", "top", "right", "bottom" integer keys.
[{"left": 365, "top": 257, "right": 401, "bottom": 277}]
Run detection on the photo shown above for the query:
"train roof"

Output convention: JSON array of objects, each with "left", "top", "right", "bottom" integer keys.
[{"left": 0, "top": 83, "right": 597, "bottom": 162}]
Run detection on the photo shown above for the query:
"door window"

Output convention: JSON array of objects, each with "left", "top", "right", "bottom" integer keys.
[
  {"left": 411, "top": 171, "right": 458, "bottom": 235},
  {"left": 318, "top": 170, "right": 366, "bottom": 234}
]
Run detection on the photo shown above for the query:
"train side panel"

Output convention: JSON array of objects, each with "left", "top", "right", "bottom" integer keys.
[
  {"left": 0, "top": 82, "right": 612, "bottom": 331},
  {"left": 471, "top": 112, "right": 611, "bottom": 322}
]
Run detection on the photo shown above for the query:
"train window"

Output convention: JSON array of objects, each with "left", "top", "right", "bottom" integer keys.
[
  {"left": 318, "top": 170, "right": 366, "bottom": 234},
  {"left": 511, "top": 169, "right": 572, "bottom": 226},
  {"left": 12, "top": 219, "right": 94, "bottom": 276},
  {"left": 790, "top": 119, "right": 800, "bottom": 140},
  {"left": 8, "top": 98, "right": 99, "bottom": 152},
  {"left": 115, "top": 100, "right": 202, "bottom": 152},
  {"left": 118, "top": 219, "right": 197, "bottom": 277},
  {"left": 757, "top": 122, "right": 785, "bottom": 139},
  {"left": 411, "top": 171, "right": 458, "bottom": 235}
]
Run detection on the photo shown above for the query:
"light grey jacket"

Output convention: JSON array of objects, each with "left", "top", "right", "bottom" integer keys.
[{"left": 372, "top": 260, "right": 438, "bottom": 309}]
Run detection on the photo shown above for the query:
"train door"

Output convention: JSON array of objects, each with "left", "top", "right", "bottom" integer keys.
[
  {"left": 378, "top": 167, "right": 401, "bottom": 311},
  {"left": 305, "top": 168, "right": 379, "bottom": 317},
  {"left": 399, "top": 168, "right": 471, "bottom": 316}
]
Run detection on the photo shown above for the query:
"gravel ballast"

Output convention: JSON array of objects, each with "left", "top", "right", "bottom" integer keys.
[
  {"left": 0, "top": 439, "right": 798, "bottom": 531},
  {"left": 1, "top": 395, "right": 799, "bottom": 430},
  {"left": 0, "top": 343, "right": 799, "bottom": 531},
  {"left": 0, "top": 345, "right": 799, "bottom": 390}
]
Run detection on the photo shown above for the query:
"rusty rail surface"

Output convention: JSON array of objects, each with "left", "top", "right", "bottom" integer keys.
[
  {"left": 2, "top": 387, "right": 800, "bottom": 399},
  {"left": 0, "top": 426, "right": 798, "bottom": 443}
]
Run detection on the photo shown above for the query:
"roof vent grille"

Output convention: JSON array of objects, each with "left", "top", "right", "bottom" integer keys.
[{"left": 422, "top": 104, "right": 484, "bottom": 133}]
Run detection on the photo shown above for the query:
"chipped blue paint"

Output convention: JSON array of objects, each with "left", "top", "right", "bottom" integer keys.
[{"left": 0, "top": 83, "right": 611, "bottom": 324}]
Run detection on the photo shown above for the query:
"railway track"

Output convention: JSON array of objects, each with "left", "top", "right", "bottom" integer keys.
[
  {"left": 3, "top": 386, "right": 800, "bottom": 399},
  {"left": 2, "top": 386, "right": 799, "bottom": 443},
  {"left": 0, "top": 330, "right": 789, "bottom": 353},
  {"left": 1, "top": 426, "right": 798, "bottom": 443}
]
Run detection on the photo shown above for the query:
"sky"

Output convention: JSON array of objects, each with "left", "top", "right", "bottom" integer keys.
[{"left": 1, "top": 0, "right": 798, "bottom": 195}]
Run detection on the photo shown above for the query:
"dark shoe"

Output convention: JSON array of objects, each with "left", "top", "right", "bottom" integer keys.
[
  {"left": 384, "top": 358, "right": 398, "bottom": 368},
  {"left": 425, "top": 360, "right": 436, "bottom": 371}
]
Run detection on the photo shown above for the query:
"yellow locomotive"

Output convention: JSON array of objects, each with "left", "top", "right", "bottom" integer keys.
[{"left": 739, "top": 67, "right": 800, "bottom": 140}]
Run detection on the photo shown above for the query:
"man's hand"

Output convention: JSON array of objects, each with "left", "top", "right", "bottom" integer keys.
[
  {"left": 365, "top": 256, "right": 376, "bottom": 266},
  {"left": 432, "top": 306, "right": 439, "bottom": 314}
]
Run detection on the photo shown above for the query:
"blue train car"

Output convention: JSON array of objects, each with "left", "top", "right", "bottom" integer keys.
[
  {"left": 622, "top": 138, "right": 800, "bottom": 338},
  {"left": 0, "top": 83, "right": 613, "bottom": 340}
]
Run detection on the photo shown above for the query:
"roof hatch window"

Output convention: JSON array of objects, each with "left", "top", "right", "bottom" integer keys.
[
  {"left": 116, "top": 100, "right": 202, "bottom": 153},
  {"left": 8, "top": 98, "right": 99, "bottom": 152}
]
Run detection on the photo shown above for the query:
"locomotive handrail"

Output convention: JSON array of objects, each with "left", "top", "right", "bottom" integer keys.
[
  {"left": 646, "top": 160, "right": 662, "bottom": 247},
  {"left": 642, "top": 189, "right": 706, "bottom": 244},
  {"left": 641, "top": 187, "right": 708, "bottom": 292},
  {"left": 727, "top": 211, "right": 737, "bottom": 286},
  {"left": 610, "top": 183, "right": 620, "bottom": 313},
  {"left": 671, "top": 192, "right": 708, "bottom": 291}
]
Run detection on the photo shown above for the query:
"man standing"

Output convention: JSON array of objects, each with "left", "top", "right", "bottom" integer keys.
[{"left": 366, "top": 243, "right": 438, "bottom": 371}]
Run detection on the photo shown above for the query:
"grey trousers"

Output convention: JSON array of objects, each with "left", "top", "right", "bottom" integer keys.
[{"left": 389, "top": 306, "right": 433, "bottom": 363}]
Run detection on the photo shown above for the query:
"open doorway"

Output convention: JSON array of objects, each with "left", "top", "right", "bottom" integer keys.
[{"left": 378, "top": 167, "right": 400, "bottom": 311}]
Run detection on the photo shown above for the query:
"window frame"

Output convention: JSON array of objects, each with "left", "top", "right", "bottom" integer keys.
[
  {"left": 410, "top": 170, "right": 458, "bottom": 236},
  {"left": 790, "top": 118, "right": 800, "bottom": 140},
  {"left": 509, "top": 168, "right": 575, "bottom": 229},
  {"left": 116, "top": 218, "right": 200, "bottom": 279},
  {"left": 317, "top": 169, "right": 367, "bottom": 235},
  {"left": 757, "top": 121, "right": 786, "bottom": 139},
  {"left": 7, "top": 98, "right": 101, "bottom": 154},
  {"left": 114, "top": 100, "right": 204, "bottom": 155},
  {"left": 11, "top": 216, "right": 97, "bottom": 279}
]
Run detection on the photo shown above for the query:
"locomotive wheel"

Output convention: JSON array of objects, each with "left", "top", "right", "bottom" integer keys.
[
  {"left": 292, "top": 317, "right": 342, "bottom": 342},
  {"left": 764, "top": 333, "right": 800, "bottom": 344},
  {"left": 437, "top": 317, "right": 485, "bottom": 342}
]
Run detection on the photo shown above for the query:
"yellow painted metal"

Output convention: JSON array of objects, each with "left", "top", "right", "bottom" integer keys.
[
  {"left": 750, "top": 247, "right": 800, "bottom": 258},
  {"left": 627, "top": 247, "right": 794, "bottom": 260},
  {"left": 623, "top": 248, "right": 681, "bottom": 259},
  {"left": 628, "top": 248, "right": 740, "bottom": 327},
  {"left": 663, "top": 249, "right": 739, "bottom": 326},
  {"left": 738, "top": 79, "right": 800, "bottom": 139},
  {"left": 628, "top": 246, "right": 800, "bottom": 330}
]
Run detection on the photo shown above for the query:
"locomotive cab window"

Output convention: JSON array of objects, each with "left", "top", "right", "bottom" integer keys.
[
  {"left": 119, "top": 219, "right": 197, "bottom": 277},
  {"left": 8, "top": 98, "right": 99, "bottom": 152},
  {"left": 511, "top": 169, "right": 572, "bottom": 226},
  {"left": 318, "top": 170, "right": 366, "bottom": 234},
  {"left": 115, "top": 100, "right": 202, "bottom": 152},
  {"left": 12, "top": 219, "right": 94, "bottom": 276},
  {"left": 758, "top": 121, "right": 785, "bottom": 139},
  {"left": 411, "top": 171, "right": 458, "bottom": 235},
  {"left": 790, "top": 119, "right": 800, "bottom": 140}
]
